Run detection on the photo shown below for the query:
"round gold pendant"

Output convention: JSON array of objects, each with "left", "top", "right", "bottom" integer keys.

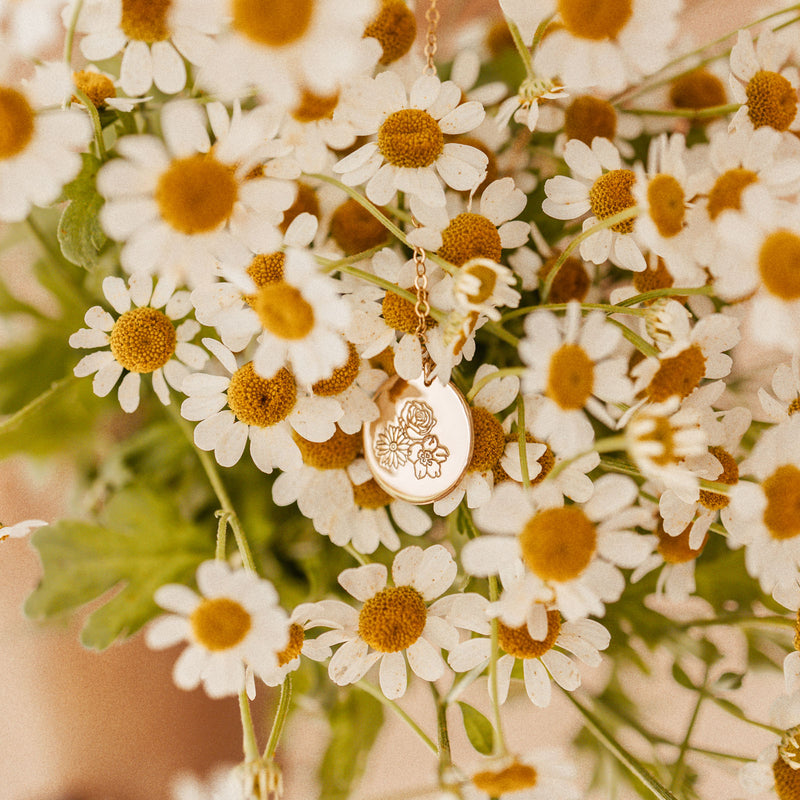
[{"left": 363, "top": 375, "right": 474, "bottom": 505}]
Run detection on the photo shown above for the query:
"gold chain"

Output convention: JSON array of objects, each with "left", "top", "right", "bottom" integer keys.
[
  {"left": 412, "top": 228, "right": 430, "bottom": 338},
  {"left": 423, "top": 0, "right": 439, "bottom": 76}
]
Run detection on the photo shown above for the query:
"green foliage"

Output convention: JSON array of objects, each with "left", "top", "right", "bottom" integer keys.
[
  {"left": 457, "top": 701, "right": 494, "bottom": 755},
  {"left": 25, "top": 484, "right": 215, "bottom": 649},
  {"left": 57, "top": 152, "right": 107, "bottom": 269}
]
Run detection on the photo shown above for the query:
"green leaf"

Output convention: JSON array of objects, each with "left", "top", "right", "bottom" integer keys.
[
  {"left": 57, "top": 152, "right": 107, "bottom": 268},
  {"left": 318, "top": 689, "right": 384, "bottom": 800},
  {"left": 713, "top": 671, "right": 744, "bottom": 691},
  {"left": 24, "top": 485, "right": 214, "bottom": 649},
  {"left": 671, "top": 661, "right": 696, "bottom": 691},
  {"left": 457, "top": 701, "right": 495, "bottom": 755}
]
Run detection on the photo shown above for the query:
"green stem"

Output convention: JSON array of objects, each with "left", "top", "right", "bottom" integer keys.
[
  {"left": 264, "top": 675, "right": 293, "bottom": 759},
  {"left": 624, "top": 103, "right": 740, "bottom": 118},
  {"left": 318, "top": 243, "right": 388, "bottom": 273},
  {"left": 505, "top": 17, "right": 534, "bottom": 78},
  {"left": 708, "top": 696, "right": 785, "bottom": 735},
  {"left": 356, "top": 680, "right": 437, "bottom": 754},
  {"left": 530, "top": 13, "right": 555, "bottom": 56},
  {"left": 610, "top": 318, "right": 659, "bottom": 357},
  {"left": 482, "top": 319, "right": 519, "bottom": 347},
  {"left": 466, "top": 366, "right": 525, "bottom": 403},
  {"left": 564, "top": 692, "right": 679, "bottom": 800},
  {"left": 344, "top": 543, "right": 369, "bottom": 566},
  {"left": 487, "top": 576, "right": 508, "bottom": 757},
  {"left": 502, "top": 301, "right": 650, "bottom": 322},
  {"left": 0, "top": 375, "right": 76, "bottom": 439},
  {"left": 615, "top": 285, "right": 715, "bottom": 307},
  {"left": 677, "top": 614, "right": 793, "bottom": 631},
  {"left": 215, "top": 511, "right": 229, "bottom": 560},
  {"left": 63, "top": 0, "right": 84, "bottom": 68},
  {"left": 72, "top": 87, "right": 107, "bottom": 160},
  {"left": 433, "top": 688, "right": 453, "bottom": 779},
  {"left": 239, "top": 689, "right": 260, "bottom": 762},
  {"left": 599, "top": 456, "right": 642, "bottom": 481},
  {"left": 669, "top": 665, "right": 709, "bottom": 792},
  {"left": 516, "top": 394, "right": 531, "bottom": 490}
]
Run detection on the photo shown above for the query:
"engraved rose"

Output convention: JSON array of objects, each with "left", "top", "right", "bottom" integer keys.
[
  {"left": 401, "top": 400, "right": 436, "bottom": 438},
  {"left": 408, "top": 434, "right": 450, "bottom": 479}
]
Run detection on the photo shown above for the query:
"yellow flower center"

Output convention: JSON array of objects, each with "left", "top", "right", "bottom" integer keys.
[
  {"left": 498, "top": 609, "right": 561, "bottom": 658},
  {"left": 352, "top": 477, "right": 393, "bottom": 509},
  {"left": 378, "top": 108, "right": 444, "bottom": 168},
  {"left": 227, "top": 363, "right": 297, "bottom": 427},
  {"left": 563, "top": 96, "right": 617, "bottom": 145},
  {"left": 231, "top": 0, "right": 314, "bottom": 47},
  {"left": 312, "top": 342, "right": 360, "bottom": 396},
  {"left": 472, "top": 761, "right": 538, "bottom": 794},
  {"left": 364, "top": 0, "right": 417, "bottom": 66},
  {"left": 247, "top": 252, "right": 285, "bottom": 289},
  {"left": 190, "top": 596, "right": 252, "bottom": 652},
  {"left": 634, "top": 415, "right": 679, "bottom": 467},
  {"left": 254, "top": 282, "right": 315, "bottom": 340},
  {"left": 358, "top": 585, "right": 427, "bottom": 652},
  {"left": 330, "top": 198, "right": 390, "bottom": 255},
  {"left": 669, "top": 68, "right": 727, "bottom": 119},
  {"left": 698, "top": 445, "right": 738, "bottom": 510},
  {"left": 277, "top": 622, "right": 305, "bottom": 667},
  {"left": 0, "top": 87, "right": 35, "bottom": 160},
  {"left": 121, "top": 0, "right": 171, "bottom": 42},
  {"left": 706, "top": 168, "right": 757, "bottom": 220},
  {"left": 794, "top": 609, "right": 800, "bottom": 651},
  {"left": 437, "top": 212, "right": 502, "bottom": 267},
  {"left": 763, "top": 464, "right": 800, "bottom": 540},
  {"left": 647, "top": 174, "right": 686, "bottom": 238},
  {"left": 645, "top": 344, "right": 706, "bottom": 403},
  {"left": 589, "top": 169, "right": 637, "bottom": 233},
  {"left": 293, "top": 426, "right": 362, "bottom": 469},
  {"left": 291, "top": 87, "right": 339, "bottom": 123},
  {"left": 382, "top": 291, "right": 436, "bottom": 334},
  {"left": 557, "top": 0, "right": 633, "bottom": 40},
  {"left": 73, "top": 70, "right": 117, "bottom": 109},
  {"left": 539, "top": 253, "right": 590, "bottom": 303},
  {"left": 546, "top": 343, "right": 595, "bottom": 410},
  {"left": 468, "top": 406, "right": 506, "bottom": 473},
  {"left": 461, "top": 263, "right": 502, "bottom": 307},
  {"left": 790, "top": 397, "right": 800, "bottom": 416},
  {"left": 759, "top": 230, "right": 800, "bottom": 301},
  {"left": 281, "top": 182, "right": 320, "bottom": 234},
  {"left": 109, "top": 307, "right": 177, "bottom": 373},
  {"left": 519, "top": 506, "right": 597, "bottom": 582},
  {"left": 155, "top": 154, "right": 238, "bottom": 235},
  {"left": 775, "top": 732, "right": 800, "bottom": 800},
  {"left": 746, "top": 70, "right": 798, "bottom": 132},
  {"left": 655, "top": 519, "right": 708, "bottom": 564},
  {"left": 632, "top": 257, "right": 674, "bottom": 298}
]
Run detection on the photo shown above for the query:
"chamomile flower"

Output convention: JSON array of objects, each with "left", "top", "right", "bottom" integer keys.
[
  {"left": 1, "top": 0, "right": 66, "bottom": 57},
  {"left": 145, "top": 559, "right": 290, "bottom": 699},
  {"left": 759, "top": 352, "right": 800, "bottom": 423},
  {"left": 495, "top": 76, "right": 568, "bottom": 132},
  {"left": 543, "top": 137, "right": 645, "bottom": 271},
  {"left": 70, "top": 274, "right": 207, "bottom": 414},
  {"left": 323, "top": 545, "right": 460, "bottom": 699},
  {"left": 180, "top": 339, "right": 343, "bottom": 473},
  {"left": 333, "top": 71, "right": 488, "bottom": 212},
  {"left": 0, "top": 519, "right": 47, "bottom": 542}
]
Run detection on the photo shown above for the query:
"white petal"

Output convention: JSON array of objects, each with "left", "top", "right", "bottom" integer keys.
[
  {"left": 338, "top": 563, "right": 388, "bottom": 602},
  {"left": 379, "top": 651, "right": 408, "bottom": 699}
]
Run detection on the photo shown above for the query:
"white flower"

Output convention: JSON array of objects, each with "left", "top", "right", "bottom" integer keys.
[
  {"left": 0, "top": 519, "right": 47, "bottom": 542},
  {"left": 759, "top": 351, "right": 800, "bottom": 423},
  {"left": 145, "top": 560, "right": 290, "bottom": 699},
  {"left": 70, "top": 274, "right": 208, "bottom": 413}
]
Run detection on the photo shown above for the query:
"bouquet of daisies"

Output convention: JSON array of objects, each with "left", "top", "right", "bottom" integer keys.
[{"left": 6, "top": 1, "right": 800, "bottom": 798}]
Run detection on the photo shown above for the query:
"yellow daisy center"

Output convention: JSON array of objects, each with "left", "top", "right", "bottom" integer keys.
[
  {"left": 73, "top": 70, "right": 117, "bottom": 109},
  {"left": 358, "top": 585, "right": 427, "bottom": 652},
  {"left": 635, "top": 415, "right": 680, "bottom": 467},
  {"left": 546, "top": 343, "right": 595, "bottom": 410},
  {"left": 364, "top": 0, "right": 417, "bottom": 66},
  {"left": 557, "top": 0, "right": 633, "bottom": 41},
  {"left": 352, "top": 478, "right": 393, "bottom": 509},
  {"left": 563, "top": 96, "right": 617, "bottom": 145},
  {"left": 746, "top": 70, "right": 798, "bottom": 131},
  {"left": 647, "top": 174, "right": 686, "bottom": 238},
  {"left": 277, "top": 622, "right": 305, "bottom": 667},
  {"left": 155, "top": 154, "right": 238, "bottom": 235},
  {"left": 763, "top": 464, "right": 800, "bottom": 540},
  {"left": 498, "top": 609, "right": 562, "bottom": 659},
  {"left": 632, "top": 257, "right": 674, "bottom": 298},
  {"left": 759, "top": 230, "right": 800, "bottom": 301},
  {"left": 794, "top": 609, "right": 800, "bottom": 651},
  {"left": 190, "top": 597, "right": 251, "bottom": 652},
  {"left": 382, "top": 291, "right": 436, "bottom": 334},
  {"left": 655, "top": 519, "right": 708, "bottom": 564},
  {"left": 227, "top": 363, "right": 297, "bottom": 427},
  {"left": 539, "top": 253, "right": 590, "bottom": 303},
  {"left": 121, "top": 0, "right": 171, "bottom": 42},
  {"left": 109, "top": 307, "right": 177, "bottom": 373},
  {"left": 231, "top": 0, "right": 314, "bottom": 47},
  {"left": 472, "top": 761, "right": 538, "bottom": 794},
  {"left": 589, "top": 169, "right": 637, "bottom": 233},
  {"left": 330, "top": 198, "right": 390, "bottom": 255},
  {"left": 468, "top": 406, "right": 506, "bottom": 473},
  {"left": 670, "top": 69, "right": 727, "bottom": 119},
  {"left": 254, "top": 282, "right": 315, "bottom": 340},
  {"left": 247, "top": 252, "right": 285, "bottom": 289},
  {"left": 698, "top": 446, "right": 738, "bottom": 510},
  {"left": 645, "top": 344, "right": 706, "bottom": 403},
  {"left": 0, "top": 87, "right": 35, "bottom": 160},
  {"left": 775, "top": 735, "right": 800, "bottom": 800},
  {"left": 281, "top": 182, "right": 320, "bottom": 233},
  {"left": 312, "top": 342, "right": 360, "bottom": 397},
  {"left": 293, "top": 426, "right": 362, "bottom": 470},
  {"left": 519, "top": 506, "right": 597, "bottom": 582},
  {"left": 461, "top": 262, "right": 503, "bottom": 307},
  {"left": 378, "top": 108, "right": 444, "bottom": 168},
  {"left": 706, "top": 168, "right": 758, "bottom": 221},
  {"left": 437, "top": 213, "right": 502, "bottom": 268},
  {"left": 790, "top": 397, "right": 800, "bottom": 416},
  {"left": 291, "top": 87, "right": 339, "bottom": 123}
]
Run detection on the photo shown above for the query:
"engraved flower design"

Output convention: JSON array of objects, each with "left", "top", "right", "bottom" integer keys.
[
  {"left": 409, "top": 435, "right": 450, "bottom": 480},
  {"left": 375, "top": 423, "right": 412, "bottom": 470},
  {"left": 402, "top": 399, "right": 436, "bottom": 438}
]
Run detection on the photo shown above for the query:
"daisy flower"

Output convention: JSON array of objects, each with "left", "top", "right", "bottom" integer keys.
[
  {"left": 759, "top": 351, "right": 800, "bottom": 423},
  {"left": 180, "top": 339, "right": 343, "bottom": 473},
  {"left": 70, "top": 274, "right": 208, "bottom": 414},
  {"left": 145, "top": 559, "right": 290, "bottom": 699},
  {"left": 466, "top": 475, "right": 654, "bottom": 621},
  {"left": 70, "top": 0, "right": 222, "bottom": 96},
  {"left": 0, "top": 519, "right": 47, "bottom": 542},
  {"left": 333, "top": 71, "right": 488, "bottom": 213},
  {"left": 519, "top": 301, "right": 634, "bottom": 456},
  {"left": 543, "top": 137, "right": 645, "bottom": 271},
  {"left": 3, "top": 0, "right": 68, "bottom": 57},
  {"left": 97, "top": 99, "right": 298, "bottom": 284},
  {"left": 322, "top": 545, "right": 461, "bottom": 699},
  {"left": 495, "top": 76, "right": 568, "bottom": 132}
]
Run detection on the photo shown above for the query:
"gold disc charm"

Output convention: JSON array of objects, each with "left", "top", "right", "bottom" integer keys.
[{"left": 363, "top": 375, "right": 474, "bottom": 505}]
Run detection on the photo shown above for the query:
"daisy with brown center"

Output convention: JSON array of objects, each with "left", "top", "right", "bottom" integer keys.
[
  {"left": 543, "top": 137, "right": 645, "bottom": 272},
  {"left": 3, "top": 0, "right": 65, "bottom": 57},
  {"left": 322, "top": 545, "right": 460, "bottom": 699},
  {"left": 145, "top": 559, "right": 290, "bottom": 699},
  {"left": 71, "top": 0, "right": 222, "bottom": 96},
  {"left": 180, "top": 338, "right": 343, "bottom": 473},
  {"left": 759, "top": 352, "right": 800, "bottom": 424},
  {"left": 333, "top": 71, "right": 488, "bottom": 215},
  {"left": 726, "top": 417, "right": 800, "bottom": 609},
  {"left": 518, "top": 301, "right": 634, "bottom": 456},
  {"left": 70, "top": 273, "right": 207, "bottom": 414},
  {"left": 97, "top": 99, "right": 298, "bottom": 285},
  {"left": 465, "top": 474, "right": 654, "bottom": 621},
  {"left": 0, "top": 519, "right": 47, "bottom": 543}
]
